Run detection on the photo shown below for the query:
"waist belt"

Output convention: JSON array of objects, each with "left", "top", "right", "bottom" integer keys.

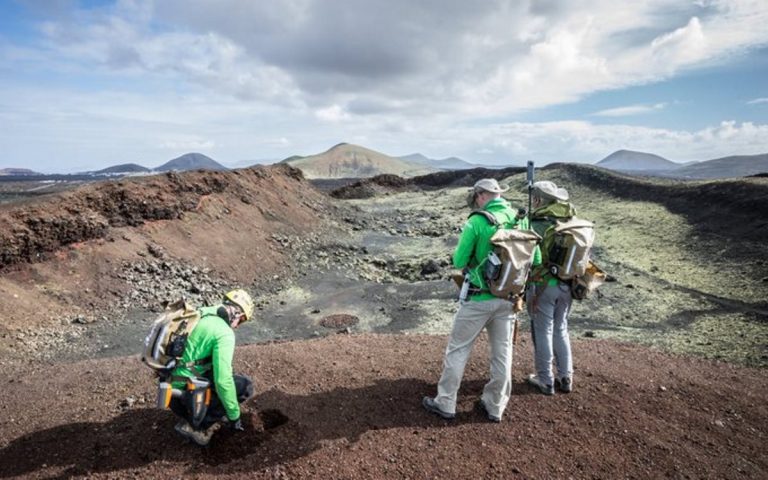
[{"left": 468, "top": 285, "right": 489, "bottom": 296}]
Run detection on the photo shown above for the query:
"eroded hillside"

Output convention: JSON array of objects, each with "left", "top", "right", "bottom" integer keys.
[{"left": 0, "top": 165, "right": 332, "bottom": 341}]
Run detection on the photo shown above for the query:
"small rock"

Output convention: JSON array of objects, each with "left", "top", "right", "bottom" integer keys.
[
  {"left": 714, "top": 419, "right": 725, "bottom": 428},
  {"left": 311, "top": 308, "right": 321, "bottom": 314},
  {"left": 583, "top": 331, "right": 596, "bottom": 338},
  {"left": 71, "top": 315, "right": 91, "bottom": 325},
  {"left": 420, "top": 259, "right": 441, "bottom": 276},
  {"left": 659, "top": 385, "right": 667, "bottom": 392},
  {"left": 625, "top": 284, "right": 635, "bottom": 289}
]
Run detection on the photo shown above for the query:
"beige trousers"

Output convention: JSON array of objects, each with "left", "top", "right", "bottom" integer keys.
[{"left": 433, "top": 298, "right": 515, "bottom": 419}]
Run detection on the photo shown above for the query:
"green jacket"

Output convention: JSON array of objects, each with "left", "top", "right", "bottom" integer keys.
[
  {"left": 453, "top": 198, "right": 526, "bottom": 301},
  {"left": 170, "top": 306, "right": 240, "bottom": 421},
  {"left": 530, "top": 200, "right": 578, "bottom": 286}
]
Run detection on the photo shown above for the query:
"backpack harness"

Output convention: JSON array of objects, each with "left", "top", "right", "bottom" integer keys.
[{"left": 467, "top": 209, "right": 541, "bottom": 300}]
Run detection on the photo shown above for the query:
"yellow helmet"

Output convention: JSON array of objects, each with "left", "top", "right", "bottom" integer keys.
[{"left": 224, "top": 289, "right": 255, "bottom": 322}]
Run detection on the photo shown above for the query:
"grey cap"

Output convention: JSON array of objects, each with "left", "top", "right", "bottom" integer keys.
[
  {"left": 533, "top": 180, "right": 569, "bottom": 201},
  {"left": 472, "top": 178, "right": 509, "bottom": 193}
]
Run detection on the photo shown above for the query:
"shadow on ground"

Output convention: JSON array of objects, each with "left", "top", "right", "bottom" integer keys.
[{"left": 0, "top": 377, "right": 521, "bottom": 478}]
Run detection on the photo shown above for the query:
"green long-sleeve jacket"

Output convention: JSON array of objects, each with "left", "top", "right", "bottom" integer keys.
[
  {"left": 170, "top": 306, "right": 240, "bottom": 421},
  {"left": 453, "top": 198, "right": 526, "bottom": 301},
  {"left": 530, "top": 200, "right": 578, "bottom": 286}
]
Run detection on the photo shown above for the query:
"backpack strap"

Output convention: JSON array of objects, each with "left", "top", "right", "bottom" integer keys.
[{"left": 468, "top": 209, "right": 499, "bottom": 226}]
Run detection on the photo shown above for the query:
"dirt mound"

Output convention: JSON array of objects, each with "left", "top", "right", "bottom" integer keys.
[
  {"left": 0, "top": 165, "right": 306, "bottom": 268},
  {"left": 330, "top": 174, "right": 413, "bottom": 199},
  {"left": 0, "top": 164, "right": 332, "bottom": 333},
  {"left": 0, "top": 334, "right": 765, "bottom": 479},
  {"left": 319, "top": 313, "right": 360, "bottom": 328}
]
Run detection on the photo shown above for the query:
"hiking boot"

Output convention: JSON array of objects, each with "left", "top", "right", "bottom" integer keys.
[
  {"left": 556, "top": 376, "right": 573, "bottom": 393},
  {"left": 422, "top": 396, "right": 455, "bottom": 420},
  {"left": 475, "top": 399, "right": 501, "bottom": 423},
  {"left": 527, "top": 374, "right": 554, "bottom": 396},
  {"left": 175, "top": 420, "right": 214, "bottom": 447}
]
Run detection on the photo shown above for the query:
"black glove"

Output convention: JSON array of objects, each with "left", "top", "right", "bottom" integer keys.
[{"left": 228, "top": 418, "right": 245, "bottom": 432}]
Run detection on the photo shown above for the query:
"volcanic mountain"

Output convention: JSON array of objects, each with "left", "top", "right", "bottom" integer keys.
[
  {"left": 283, "top": 143, "right": 437, "bottom": 179},
  {"left": 0, "top": 168, "right": 43, "bottom": 176},
  {"left": 154, "top": 153, "right": 228, "bottom": 172},
  {"left": 671, "top": 153, "right": 768, "bottom": 179},
  {"left": 92, "top": 163, "right": 152, "bottom": 175},
  {"left": 596, "top": 149, "right": 679, "bottom": 171}
]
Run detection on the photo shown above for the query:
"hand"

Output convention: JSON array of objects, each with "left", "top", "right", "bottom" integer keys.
[
  {"left": 512, "top": 295, "right": 525, "bottom": 313},
  {"left": 228, "top": 418, "right": 245, "bottom": 432}
]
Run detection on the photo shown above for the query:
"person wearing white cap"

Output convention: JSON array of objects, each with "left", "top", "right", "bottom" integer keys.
[
  {"left": 423, "top": 177, "right": 526, "bottom": 423},
  {"left": 526, "top": 180, "right": 577, "bottom": 395}
]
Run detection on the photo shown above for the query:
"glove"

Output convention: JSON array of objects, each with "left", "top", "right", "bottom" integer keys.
[{"left": 227, "top": 418, "right": 245, "bottom": 432}]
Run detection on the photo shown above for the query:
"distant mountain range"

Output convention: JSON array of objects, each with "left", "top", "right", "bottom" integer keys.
[
  {"left": 3, "top": 147, "right": 766, "bottom": 180},
  {"left": 398, "top": 153, "right": 476, "bottom": 170},
  {"left": 596, "top": 150, "right": 768, "bottom": 179},
  {"left": 281, "top": 143, "right": 441, "bottom": 179}
]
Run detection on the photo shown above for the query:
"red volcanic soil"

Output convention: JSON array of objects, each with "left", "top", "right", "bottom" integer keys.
[{"left": 0, "top": 334, "right": 765, "bottom": 479}]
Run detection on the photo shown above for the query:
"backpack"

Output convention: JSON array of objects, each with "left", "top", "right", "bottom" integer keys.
[
  {"left": 540, "top": 217, "right": 595, "bottom": 280},
  {"left": 538, "top": 216, "right": 605, "bottom": 300},
  {"left": 141, "top": 298, "right": 202, "bottom": 374},
  {"left": 470, "top": 210, "right": 541, "bottom": 299}
]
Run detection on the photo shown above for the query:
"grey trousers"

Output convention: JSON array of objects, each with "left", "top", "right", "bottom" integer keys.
[
  {"left": 433, "top": 298, "right": 515, "bottom": 419},
  {"left": 527, "top": 283, "right": 573, "bottom": 387}
]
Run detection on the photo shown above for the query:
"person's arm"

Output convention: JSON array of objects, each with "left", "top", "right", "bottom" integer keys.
[
  {"left": 452, "top": 219, "right": 478, "bottom": 269},
  {"left": 212, "top": 328, "right": 240, "bottom": 421}
]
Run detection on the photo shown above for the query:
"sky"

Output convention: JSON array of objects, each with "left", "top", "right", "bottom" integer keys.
[{"left": 0, "top": 0, "right": 767, "bottom": 173}]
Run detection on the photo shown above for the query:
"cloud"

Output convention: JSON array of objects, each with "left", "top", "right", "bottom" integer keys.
[
  {"left": 159, "top": 138, "right": 215, "bottom": 150},
  {"left": 14, "top": 0, "right": 768, "bottom": 117},
  {"left": 747, "top": 98, "right": 768, "bottom": 105},
  {"left": 2, "top": 0, "right": 768, "bottom": 172},
  {"left": 592, "top": 103, "right": 667, "bottom": 117},
  {"left": 421, "top": 119, "right": 768, "bottom": 166},
  {"left": 314, "top": 104, "right": 350, "bottom": 122}
]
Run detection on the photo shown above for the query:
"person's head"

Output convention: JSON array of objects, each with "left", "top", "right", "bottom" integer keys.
[
  {"left": 531, "top": 180, "right": 569, "bottom": 209},
  {"left": 220, "top": 289, "right": 255, "bottom": 329},
  {"left": 466, "top": 178, "right": 509, "bottom": 209}
]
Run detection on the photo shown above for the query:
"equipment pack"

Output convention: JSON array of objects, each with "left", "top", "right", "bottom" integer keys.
[
  {"left": 470, "top": 210, "right": 541, "bottom": 299},
  {"left": 541, "top": 217, "right": 595, "bottom": 280},
  {"left": 141, "top": 298, "right": 201, "bottom": 375},
  {"left": 539, "top": 216, "right": 606, "bottom": 300}
]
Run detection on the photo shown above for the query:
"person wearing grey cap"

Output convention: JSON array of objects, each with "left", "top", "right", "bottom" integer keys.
[
  {"left": 422, "top": 178, "right": 524, "bottom": 423},
  {"left": 526, "top": 180, "right": 577, "bottom": 395}
]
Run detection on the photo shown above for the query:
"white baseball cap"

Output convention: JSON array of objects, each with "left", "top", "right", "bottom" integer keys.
[{"left": 533, "top": 180, "right": 569, "bottom": 201}]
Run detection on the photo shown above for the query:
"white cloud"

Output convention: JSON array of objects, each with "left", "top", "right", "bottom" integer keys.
[
  {"left": 592, "top": 103, "right": 667, "bottom": 117},
  {"left": 159, "top": 138, "right": 215, "bottom": 150},
  {"left": 16, "top": 0, "right": 768, "bottom": 117},
  {"left": 422, "top": 119, "right": 768, "bottom": 166},
  {"left": 747, "top": 98, "right": 768, "bottom": 105},
  {"left": 314, "top": 104, "right": 350, "bottom": 122},
  {"left": 2, "top": 0, "right": 768, "bottom": 171}
]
